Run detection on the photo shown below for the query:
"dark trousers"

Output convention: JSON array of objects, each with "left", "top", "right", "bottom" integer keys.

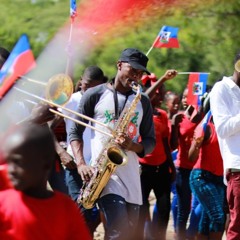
[
  {"left": 175, "top": 167, "right": 192, "bottom": 239},
  {"left": 190, "top": 169, "right": 225, "bottom": 235},
  {"left": 98, "top": 194, "right": 140, "bottom": 240},
  {"left": 65, "top": 168, "right": 100, "bottom": 235},
  {"left": 137, "top": 161, "right": 171, "bottom": 240}
]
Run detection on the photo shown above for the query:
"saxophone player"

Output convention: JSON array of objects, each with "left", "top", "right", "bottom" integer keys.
[{"left": 69, "top": 48, "right": 156, "bottom": 240}]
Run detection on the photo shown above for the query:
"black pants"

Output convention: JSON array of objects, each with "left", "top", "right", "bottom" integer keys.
[{"left": 136, "top": 161, "right": 171, "bottom": 239}]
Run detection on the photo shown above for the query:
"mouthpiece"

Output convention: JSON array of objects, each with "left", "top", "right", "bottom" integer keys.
[{"left": 131, "top": 82, "right": 142, "bottom": 94}]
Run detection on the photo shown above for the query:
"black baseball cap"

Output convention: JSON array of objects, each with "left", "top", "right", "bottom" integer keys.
[{"left": 119, "top": 48, "right": 150, "bottom": 75}]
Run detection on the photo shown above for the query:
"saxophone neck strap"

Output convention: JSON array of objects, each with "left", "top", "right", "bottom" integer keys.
[{"left": 113, "top": 87, "right": 130, "bottom": 121}]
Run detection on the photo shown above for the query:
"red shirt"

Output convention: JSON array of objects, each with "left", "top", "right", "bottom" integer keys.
[
  {"left": 175, "top": 115, "right": 197, "bottom": 169},
  {"left": 193, "top": 122, "right": 223, "bottom": 176},
  {"left": 0, "top": 164, "right": 12, "bottom": 191},
  {"left": 139, "top": 109, "right": 169, "bottom": 166},
  {"left": 0, "top": 189, "right": 92, "bottom": 240}
]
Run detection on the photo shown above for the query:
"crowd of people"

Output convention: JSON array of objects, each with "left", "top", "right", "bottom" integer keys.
[{"left": 0, "top": 45, "right": 240, "bottom": 240}]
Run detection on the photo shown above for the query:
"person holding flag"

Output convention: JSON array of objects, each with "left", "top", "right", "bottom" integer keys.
[
  {"left": 170, "top": 86, "right": 203, "bottom": 240},
  {"left": 188, "top": 94, "right": 226, "bottom": 240}
]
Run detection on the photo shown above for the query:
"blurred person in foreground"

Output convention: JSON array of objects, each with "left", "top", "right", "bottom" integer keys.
[
  {"left": 189, "top": 93, "right": 226, "bottom": 240},
  {"left": 0, "top": 123, "right": 91, "bottom": 240}
]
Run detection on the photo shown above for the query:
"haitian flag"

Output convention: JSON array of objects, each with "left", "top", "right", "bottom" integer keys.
[
  {"left": 152, "top": 26, "right": 179, "bottom": 48},
  {"left": 0, "top": 34, "right": 35, "bottom": 99},
  {"left": 187, "top": 73, "right": 209, "bottom": 108},
  {"left": 70, "top": 0, "right": 77, "bottom": 20}
]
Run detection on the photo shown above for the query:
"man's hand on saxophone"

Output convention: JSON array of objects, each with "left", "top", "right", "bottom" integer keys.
[
  {"left": 115, "top": 132, "right": 144, "bottom": 154},
  {"left": 77, "top": 163, "right": 94, "bottom": 182}
]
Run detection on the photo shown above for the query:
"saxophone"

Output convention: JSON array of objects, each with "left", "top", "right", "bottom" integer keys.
[{"left": 77, "top": 82, "right": 142, "bottom": 209}]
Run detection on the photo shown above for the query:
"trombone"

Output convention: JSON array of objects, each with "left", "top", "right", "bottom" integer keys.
[{"left": 15, "top": 73, "right": 114, "bottom": 137}]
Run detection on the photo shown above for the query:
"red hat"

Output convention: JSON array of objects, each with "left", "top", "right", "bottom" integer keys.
[{"left": 141, "top": 73, "right": 157, "bottom": 86}]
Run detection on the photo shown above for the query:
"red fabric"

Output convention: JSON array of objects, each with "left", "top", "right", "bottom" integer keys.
[
  {"left": 0, "top": 189, "right": 92, "bottom": 240},
  {"left": 175, "top": 115, "right": 196, "bottom": 169},
  {"left": 226, "top": 172, "right": 240, "bottom": 240},
  {"left": 139, "top": 109, "right": 169, "bottom": 166},
  {"left": 152, "top": 36, "right": 179, "bottom": 48},
  {"left": 53, "top": 121, "right": 67, "bottom": 142},
  {"left": 0, "top": 164, "right": 12, "bottom": 191},
  {"left": 186, "top": 73, "right": 208, "bottom": 110},
  {"left": 193, "top": 123, "right": 223, "bottom": 176}
]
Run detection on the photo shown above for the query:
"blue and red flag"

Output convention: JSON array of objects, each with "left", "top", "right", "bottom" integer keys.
[
  {"left": 152, "top": 26, "right": 180, "bottom": 48},
  {"left": 70, "top": 0, "right": 77, "bottom": 20},
  {"left": 0, "top": 34, "right": 35, "bottom": 99},
  {"left": 187, "top": 73, "right": 209, "bottom": 108}
]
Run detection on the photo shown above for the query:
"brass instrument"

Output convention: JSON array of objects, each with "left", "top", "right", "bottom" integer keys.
[
  {"left": 16, "top": 76, "right": 142, "bottom": 209},
  {"left": 77, "top": 82, "right": 142, "bottom": 209},
  {"left": 15, "top": 74, "right": 113, "bottom": 135},
  {"left": 235, "top": 59, "right": 240, "bottom": 72},
  {"left": 19, "top": 74, "right": 74, "bottom": 105}
]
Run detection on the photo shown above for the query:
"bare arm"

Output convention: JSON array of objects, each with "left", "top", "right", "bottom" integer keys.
[
  {"left": 163, "top": 137, "right": 176, "bottom": 182},
  {"left": 115, "top": 133, "right": 144, "bottom": 154},
  {"left": 170, "top": 113, "right": 184, "bottom": 150},
  {"left": 70, "top": 139, "right": 94, "bottom": 181},
  {"left": 145, "top": 69, "right": 178, "bottom": 99},
  {"left": 54, "top": 137, "right": 76, "bottom": 169},
  {"left": 188, "top": 124, "right": 211, "bottom": 162}
]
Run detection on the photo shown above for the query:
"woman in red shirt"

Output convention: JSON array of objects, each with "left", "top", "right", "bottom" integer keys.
[{"left": 189, "top": 109, "right": 226, "bottom": 240}]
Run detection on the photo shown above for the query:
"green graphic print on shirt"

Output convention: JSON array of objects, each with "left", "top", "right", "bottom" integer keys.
[{"left": 104, "top": 110, "right": 139, "bottom": 139}]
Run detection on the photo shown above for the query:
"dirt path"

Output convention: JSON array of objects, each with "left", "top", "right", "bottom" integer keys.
[{"left": 93, "top": 192, "right": 226, "bottom": 240}]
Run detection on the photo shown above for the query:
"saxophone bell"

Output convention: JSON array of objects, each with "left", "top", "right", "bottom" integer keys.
[{"left": 107, "top": 145, "right": 128, "bottom": 166}]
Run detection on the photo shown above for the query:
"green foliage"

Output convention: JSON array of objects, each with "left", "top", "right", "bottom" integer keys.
[
  {"left": 0, "top": 0, "right": 68, "bottom": 57},
  {"left": 1, "top": 0, "right": 240, "bottom": 94}
]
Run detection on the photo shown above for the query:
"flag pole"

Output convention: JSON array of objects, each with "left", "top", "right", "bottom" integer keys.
[
  {"left": 66, "top": 0, "right": 77, "bottom": 77},
  {"left": 65, "top": 18, "right": 74, "bottom": 76},
  {"left": 146, "top": 46, "right": 153, "bottom": 56},
  {"left": 178, "top": 72, "right": 210, "bottom": 75}
]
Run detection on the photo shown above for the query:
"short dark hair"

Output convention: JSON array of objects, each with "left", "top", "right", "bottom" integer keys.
[
  {"left": 4, "top": 123, "right": 56, "bottom": 166},
  {"left": 82, "top": 66, "right": 104, "bottom": 82}
]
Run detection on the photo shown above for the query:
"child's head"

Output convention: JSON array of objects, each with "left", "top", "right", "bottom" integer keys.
[
  {"left": 2, "top": 123, "right": 55, "bottom": 195},
  {"left": 81, "top": 66, "right": 105, "bottom": 93},
  {"left": 165, "top": 91, "right": 180, "bottom": 116},
  {"left": 150, "top": 84, "right": 166, "bottom": 107}
]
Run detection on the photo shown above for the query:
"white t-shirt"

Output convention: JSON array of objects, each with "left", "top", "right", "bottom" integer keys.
[
  {"left": 69, "top": 84, "right": 156, "bottom": 205},
  {"left": 210, "top": 76, "right": 240, "bottom": 184},
  {"left": 62, "top": 91, "right": 91, "bottom": 164}
]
